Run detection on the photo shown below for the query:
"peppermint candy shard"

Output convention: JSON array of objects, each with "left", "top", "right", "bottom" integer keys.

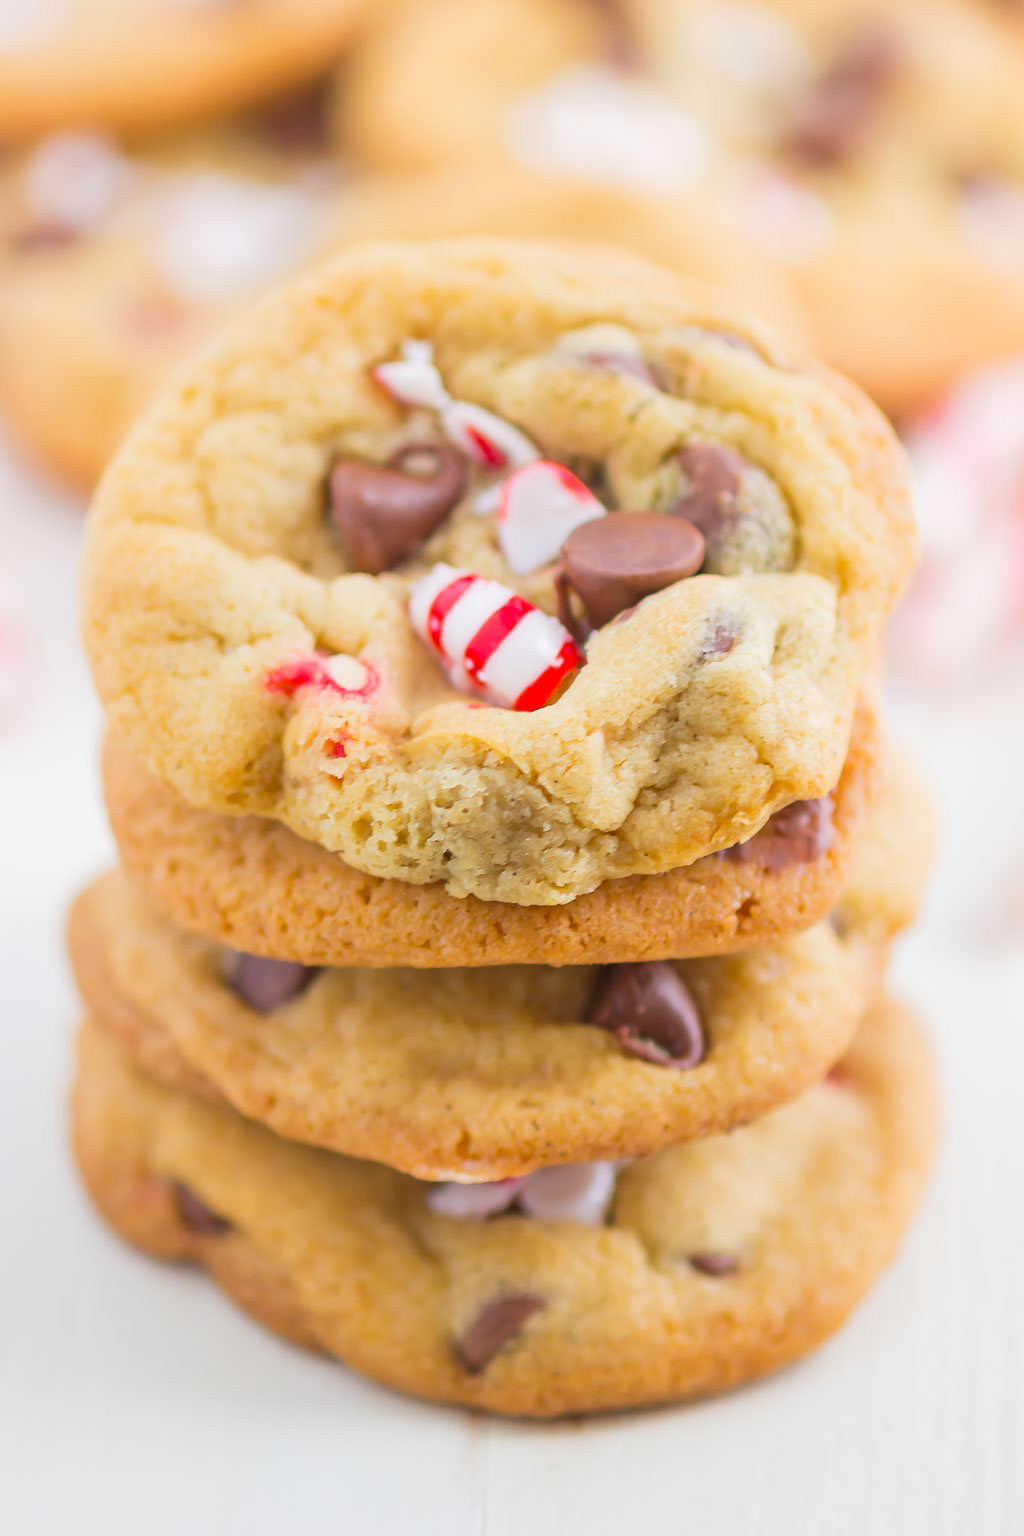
[
  {"left": 441, "top": 401, "right": 539, "bottom": 471},
  {"left": 372, "top": 339, "right": 451, "bottom": 412},
  {"left": 497, "top": 461, "right": 606, "bottom": 575},
  {"left": 408, "top": 563, "right": 583, "bottom": 710}
]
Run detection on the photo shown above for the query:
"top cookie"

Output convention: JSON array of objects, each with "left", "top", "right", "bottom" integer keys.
[
  {"left": 83, "top": 239, "right": 914, "bottom": 905},
  {"left": 0, "top": 0, "right": 367, "bottom": 141}
]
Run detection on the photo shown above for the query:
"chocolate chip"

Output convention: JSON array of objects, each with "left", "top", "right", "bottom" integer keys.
[
  {"left": 249, "top": 78, "right": 332, "bottom": 154},
  {"left": 588, "top": 962, "right": 705, "bottom": 1068},
  {"left": 329, "top": 442, "right": 467, "bottom": 574},
  {"left": 556, "top": 511, "right": 705, "bottom": 630},
  {"left": 724, "top": 796, "right": 835, "bottom": 869},
  {"left": 224, "top": 953, "right": 318, "bottom": 1012},
  {"left": 578, "top": 349, "right": 661, "bottom": 387},
  {"left": 173, "top": 1183, "right": 232, "bottom": 1236},
  {"left": 689, "top": 1252, "right": 740, "bottom": 1277},
  {"left": 785, "top": 30, "right": 900, "bottom": 168},
  {"left": 672, "top": 443, "right": 745, "bottom": 551},
  {"left": 700, "top": 618, "right": 740, "bottom": 658},
  {"left": 455, "top": 1293, "right": 546, "bottom": 1374}
]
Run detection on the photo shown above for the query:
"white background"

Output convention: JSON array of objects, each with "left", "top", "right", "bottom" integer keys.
[{"left": 1, "top": 432, "right": 1022, "bottom": 1534}]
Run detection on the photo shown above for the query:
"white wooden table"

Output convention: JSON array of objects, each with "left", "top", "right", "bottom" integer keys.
[{"left": 1, "top": 435, "right": 1021, "bottom": 1535}]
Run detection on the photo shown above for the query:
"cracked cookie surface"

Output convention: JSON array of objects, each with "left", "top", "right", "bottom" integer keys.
[
  {"left": 84, "top": 239, "right": 913, "bottom": 904},
  {"left": 71, "top": 997, "right": 938, "bottom": 1417}
]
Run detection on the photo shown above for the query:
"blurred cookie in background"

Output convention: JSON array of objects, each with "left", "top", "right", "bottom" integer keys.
[
  {"left": 0, "top": 0, "right": 372, "bottom": 142},
  {"left": 340, "top": 0, "right": 1024, "bottom": 418},
  {"left": 0, "top": 144, "right": 805, "bottom": 489}
]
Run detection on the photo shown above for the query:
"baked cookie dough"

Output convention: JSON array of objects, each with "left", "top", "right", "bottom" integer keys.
[
  {"left": 70, "top": 749, "right": 931, "bottom": 1179},
  {"left": 84, "top": 240, "right": 913, "bottom": 905},
  {"left": 0, "top": 0, "right": 369, "bottom": 141},
  {"left": 342, "top": 0, "right": 1024, "bottom": 416},
  {"left": 102, "top": 698, "right": 880, "bottom": 968},
  {"left": 71, "top": 996, "right": 938, "bottom": 1417}
]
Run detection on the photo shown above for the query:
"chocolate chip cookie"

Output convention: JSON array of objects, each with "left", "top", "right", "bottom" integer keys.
[
  {"left": 83, "top": 240, "right": 913, "bottom": 905},
  {"left": 71, "top": 996, "right": 938, "bottom": 1416},
  {"left": 70, "top": 748, "right": 931, "bottom": 1178}
]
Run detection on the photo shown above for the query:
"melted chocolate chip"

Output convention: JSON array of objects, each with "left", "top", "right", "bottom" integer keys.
[
  {"left": 700, "top": 618, "right": 740, "bottom": 658},
  {"left": 588, "top": 962, "right": 705, "bottom": 1068},
  {"left": 455, "top": 1293, "right": 546, "bottom": 1374},
  {"left": 224, "top": 953, "right": 318, "bottom": 1013},
  {"left": 579, "top": 349, "right": 661, "bottom": 387},
  {"left": 689, "top": 1252, "right": 740, "bottom": 1277},
  {"left": 173, "top": 1183, "right": 232, "bottom": 1236},
  {"left": 557, "top": 511, "right": 705, "bottom": 629},
  {"left": 785, "top": 30, "right": 900, "bottom": 168},
  {"left": 724, "top": 796, "right": 835, "bottom": 869},
  {"left": 329, "top": 443, "right": 467, "bottom": 574},
  {"left": 672, "top": 443, "right": 745, "bottom": 550},
  {"left": 249, "top": 78, "right": 332, "bottom": 154}
]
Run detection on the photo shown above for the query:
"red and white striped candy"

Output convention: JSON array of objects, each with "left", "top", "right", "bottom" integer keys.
[
  {"left": 497, "top": 460, "right": 605, "bottom": 574},
  {"left": 440, "top": 400, "right": 538, "bottom": 471},
  {"left": 409, "top": 563, "right": 583, "bottom": 711}
]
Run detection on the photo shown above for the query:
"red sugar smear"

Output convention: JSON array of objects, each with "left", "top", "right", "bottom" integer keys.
[{"left": 265, "top": 654, "right": 379, "bottom": 700}]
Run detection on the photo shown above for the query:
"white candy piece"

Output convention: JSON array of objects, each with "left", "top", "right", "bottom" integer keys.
[
  {"left": 516, "top": 1163, "right": 618, "bottom": 1227},
  {"left": 425, "top": 1180, "right": 523, "bottom": 1220},
  {"left": 372, "top": 339, "right": 452, "bottom": 412},
  {"left": 23, "top": 131, "right": 134, "bottom": 232},
  {"left": 408, "top": 563, "right": 582, "bottom": 711},
  {"left": 498, "top": 461, "right": 606, "bottom": 575},
  {"left": 441, "top": 400, "right": 539, "bottom": 470},
  {"left": 731, "top": 161, "right": 834, "bottom": 262},
  {"left": 425, "top": 1163, "right": 619, "bottom": 1227}
]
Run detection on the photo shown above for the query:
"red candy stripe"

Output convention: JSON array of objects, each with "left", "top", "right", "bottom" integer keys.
[
  {"left": 463, "top": 594, "right": 533, "bottom": 682},
  {"left": 514, "top": 638, "right": 582, "bottom": 712},
  {"left": 426, "top": 572, "right": 476, "bottom": 652}
]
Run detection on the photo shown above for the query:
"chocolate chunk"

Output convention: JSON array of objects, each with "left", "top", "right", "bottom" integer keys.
[
  {"left": 588, "top": 962, "right": 705, "bottom": 1068},
  {"left": 700, "top": 618, "right": 740, "bottom": 658},
  {"left": 689, "top": 1252, "right": 740, "bottom": 1277},
  {"left": 224, "top": 952, "right": 318, "bottom": 1012},
  {"left": 785, "top": 30, "right": 900, "bottom": 168},
  {"left": 578, "top": 349, "right": 661, "bottom": 387},
  {"left": 12, "top": 222, "right": 81, "bottom": 253},
  {"left": 455, "top": 1293, "right": 546, "bottom": 1374},
  {"left": 249, "top": 79, "right": 332, "bottom": 154},
  {"left": 724, "top": 796, "right": 835, "bottom": 869},
  {"left": 557, "top": 511, "right": 705, "bottom": 629},
  {"left": 173, "top": 1183, "right": 232, "bottom": 1236},
  {"left": 672, "top": 443, "right": 745, "bottom": 548},
  {"left": 329, "top": 442, "right": 467, "bottom": 574}
]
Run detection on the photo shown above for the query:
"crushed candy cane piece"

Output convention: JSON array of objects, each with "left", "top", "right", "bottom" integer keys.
[
  {"left": 515, "top": 1163, "right": 618, "bottom": 1226},
  {"left": 425, "top": 1180, "right": 524, "bottom": 1220},
  {"left": 409, "top": 563, "right": 583, "bottom": 710},
  {"left": 372, "top": 339, "right": 451, "bottom": 412},
  {"left": 498, "top": 461, "right": 606, "bottom": 575},
  {"left": 425, "top": 1162, "right": 618, "bottom": 1226},
  {"left": 265, "top": 653, "right": 378, "bottom": 699},
  {"left": 441, "top": 401, "right": 539, "bottom": 470}
]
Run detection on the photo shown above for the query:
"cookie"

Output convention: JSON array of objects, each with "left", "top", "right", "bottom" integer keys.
[
  {"left": 71, "top": 997, "right": 938, "bottom": 1417},
  {"left": 0, "top": 150, "right": 803, "bottom": 492},
  {"left": 83, "top": 239, "right": 913, "bottom": 905},
  {"left": 70, "top": 749, "right": 931, "bottom": 1179},
  {"left": 0, "top": 0, "right": 369, "bottom": 142},
  {"left": 102, "top": 696, "right": 881, "bottom": 967},
  {"left": 0, "top": 114, "right": 350, "bottom": 488},
  {"left": 342, "top": 0, "right": 1024, "bottom": 416}
]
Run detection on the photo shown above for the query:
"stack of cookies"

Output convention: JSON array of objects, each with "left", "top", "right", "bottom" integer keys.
[{"left": 70, "top": 240, "right": 938, "bottom": 1417}]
